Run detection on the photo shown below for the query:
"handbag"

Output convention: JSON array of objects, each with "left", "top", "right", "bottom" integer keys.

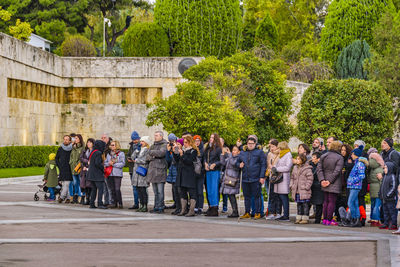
[
  {"left": 104, "top": 166, "right": 113, "bottom": 178},
  {"left": 74, "top": 162, "right": 82, "bottom": 174},
  {"left": 270, "top": 172, "right": 283, "bottom": 184},
  {"left": 136, "top": 166, "right": 148, "bottom": 177},
  {"left": 194, "top": 157, "right": 202, "bottom": 175},
  {"left": 224, "top": 175, "right": 238, "bottom": 187}
]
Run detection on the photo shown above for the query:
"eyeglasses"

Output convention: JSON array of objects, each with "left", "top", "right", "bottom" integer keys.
[
  {"left": 110, "top": 144, "right": 115, "bottom": 146},
  {"left": 247, "top": 142, "right": 255, "bottom": 145}
]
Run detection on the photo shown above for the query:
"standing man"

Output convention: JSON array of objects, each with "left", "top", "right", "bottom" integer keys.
[
  {"left": 101, "top": 133, "right": 113, "bottom": 207},
  {"left": 237, "top": 135, "right": 267, "bottom": 220},
  {"left": 128, "top": 131, "right": 141, "bottom": 209},
  {"left": 147, "top": 131, "right": 168, "bottom": 213},
  {"left": 56, "top": 135, "right": 73, "bottom": 203}
]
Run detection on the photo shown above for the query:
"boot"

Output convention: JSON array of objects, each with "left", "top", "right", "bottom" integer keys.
[
  {"left": 299, "top": 216, "right": 309, "bottom": 224},
  {"left": 228, "top": 195, "right": 239, "bottom": 218},
  {"left": 171, "top": 208, "right": 181, "bottom": 215},
  {"left": 73, "top": 195, "right": 78, "bottom": 204},
  {"left": 351, "top": 218, "right": 362, "bottom": 227},
  {"left": 178, "top": 199, "right": 188, "bottom": 216},
  {"left": 185, "top": 199, "right": 197, "bottom": 217},
  {"left": 295, "top": 215, "right": 302, "bottom": 224},
  {"left": 140, "top": 204, "right": 148, "bottom": 212},
  {"left": 136, "top": 204, "right": 143, "bottom": 212},
  {"left": 84, "top": 196, "right": 90, "bottom": 205},
  {"left": 79, "top": 196, "right": 84, "bottom": 205},
  {"left": 65, "top": 197, "right": 71, "bottom": 204},
  {"left": 58, "top": 197, "right": 63, "bottom": 203},
  {"left": 339, "top": 218, "right": 350, "bottom": 227},
  {"left": 210, "top": 206, "right": 219, "bottom": 217}
]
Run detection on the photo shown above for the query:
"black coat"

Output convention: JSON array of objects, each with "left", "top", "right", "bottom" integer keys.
[
  {"left": 55, "top": 146, "right": 72, "bottom": 181},
  {"left": 379, "top": 162, "right": 398, "bottom": 203},
  {"left": 310, "top": 162, "right": 324, "bottom": 205},
  {"left": 87, "top": 140, "right": 106, "bottom": 182},
  {"left": 203, "top": 144, "right": 222, "bottom": 171},
  {"left": 382, "top": 148, "right": 400, "bottom": 175},
  {"left": 174, "top": 148, "right": 197, "bottom": 188}
]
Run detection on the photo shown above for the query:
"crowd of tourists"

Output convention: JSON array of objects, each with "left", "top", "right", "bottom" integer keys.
[{"left": 42, "top": 131, "right": 400, "bottom": 234}]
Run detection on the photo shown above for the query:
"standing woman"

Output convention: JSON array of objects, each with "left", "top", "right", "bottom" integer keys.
[
  {"left": 272, "top": 141, "right": 293, "bottom": 221},
  {"left": 265, "top": 139, "right": 281, "bottom": 220},
  {"left": 87, "top": 140, "right": 107, "bottom": 209},
  {"left": 203, "top": 133, "right": 223, "bottom": 216},
  {"left": 367, "top": 148, "right": 384, "bottom": 226},
  {"left": 317, "top": 141, "right": 344, "bottom": 226},
  {"left": 174, "top": 136, "right": 199, "bottom": 216},
  {"left": 132, "top": 136, "right": 151, "bottom": 212},
  {"left": 104, "top": 140, "right": 126, "bottom": 209},
  {"left": 193, "top": 135, "right": 205, "bottom": 214},
  {"left": 69, "top": 134, "right": 85, "bottom": 204},
  {"left": 80, "top": 138, "right": 95, "bottom": 205}
]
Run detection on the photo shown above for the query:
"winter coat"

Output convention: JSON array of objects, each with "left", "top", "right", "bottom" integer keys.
[
  {"left": 104, "top": 151, "right": 126, "bottom": 177},
  {"left": 196, "top": 142, "right": 205, "bottom": 178},
  {"left": 266, "top": 151, "right": 280, "bottom": 177},
  {"left": 368, "top": 154, "right": 384, "bottom": 198},
  {"left": 290, "top": 163, "right": 314, "bottom": 200},
  {"left": 69, "top": 144, "right": 84, "bottom": 175},
  {"left": 274, "top": 150, "right": 293, "bottom": 194},
  {"left": 310, "top": 161, "right": 324, "bottom": 205},
  {"left": 128, "top": 141, "right": 141, "bottom": 174},
  {"left": 381, "top": 148, "right": 400, "bottom": 171},
  {"left": 55, "top": 145, "right": 72, "bottom": 181},
  {"left": 317, "top": 151, "right": 344, "bottom": 194},
  {"left": 220, "top": 153, "right": 241, "bottom": 195},
  {"left": 342, "top": 156, "right": 354, "bottom": 193},
  {"left": 236, "top": 145, "right": 266, "bottom": 183},
  {"left": 347, "top": 158, "right": 367, "bottom": 190},
  {"left": 131, "top": 147, "right": 150, "bottom": 187},
  {"left": 204, "top": 143, "right": 222, "bottom": 171},
  {"left": 79, "top": 148, "right": 92, "bottom": 189},
  {"left": 147, "top": 139, "right": 168, "bottom": 183},
  {"left": 44, "top": 160, "right": 59, "bottom": 188},
  {"left": 379, "top": 162, "right": 398, "bottom": 203},
  {"left": 87, "top": 140, "right": 106, "bottom": 182},
  {"left": 166, "top": 151, "right": 177, "bottom": 184},
  {"left": 174, "top": 148, "right": 197, "bottom": 188}
]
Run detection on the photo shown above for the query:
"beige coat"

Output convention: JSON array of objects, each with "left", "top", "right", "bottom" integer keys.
[{"left": 290, "top": 163, "right": 314, "bottom": 200}]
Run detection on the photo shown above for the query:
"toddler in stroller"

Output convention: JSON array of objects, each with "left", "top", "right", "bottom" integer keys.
[{"left": 34, "top": 153, "right": 60, "bottom": 201}]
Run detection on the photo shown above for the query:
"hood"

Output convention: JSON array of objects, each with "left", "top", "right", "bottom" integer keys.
[
  {"left": 94, "top": 140, "right": 106, "bottom": 153},
  {"left": 385, "top": 161, "right": 395, "bottom": 176},
  {"left": 242, "top": 144, "right": 262, "bottom": 151},
  {"left": 369, "top": 153, "right": 385, "bottom": 168},
  {"left": 358, "top": 157, "right": 369, "bottom": 168}
]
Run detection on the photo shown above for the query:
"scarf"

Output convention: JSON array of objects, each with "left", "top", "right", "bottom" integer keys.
[
  {"left": 279, "top": 149, "right": 290, "bottom": 158},
  {"left": 61, "top": 143, "right": 73, "bottom": 152}
]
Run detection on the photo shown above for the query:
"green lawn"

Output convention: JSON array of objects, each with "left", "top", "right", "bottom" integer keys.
[{"left": 0, "top": 167, "right": 45, "bottom": 178}]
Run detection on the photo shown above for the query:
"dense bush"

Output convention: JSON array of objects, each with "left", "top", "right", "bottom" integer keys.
[
  {"left": 287, "top": 58, "right": 334, "bottom": 83},
  {"left": 297, "top": 79, "right": 394, "bottom": 148},
  {"left": 155, "top": 0, "right": 242, "bottom": 58},
  {"left": 254, "top": 12, "right": 278, "bottom": 49},
  {"left": 0, "top": 146, "right": 59, "bottom": 168},
  {"left": 61, "top": 35, "right": 96, "bottom": 57},
  {"left": 336, "top": 40, "right": 371, "bottom": 80},
  {"left": 122, "top": 22, "right": 170, "bottom": 57}
]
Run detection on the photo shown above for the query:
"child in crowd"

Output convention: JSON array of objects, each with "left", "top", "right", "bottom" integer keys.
[
  {"left": 310, "top": 152, "right": 324, "bottom": 224},
  {"left": 379, "top": 162, "right": 398, "bottom": 230},
  {"left": 290, "top": 154, "right": 314, "bottom": 224},
  {"left": 43, "top": 153, "right": 59, "bottom": 201}
]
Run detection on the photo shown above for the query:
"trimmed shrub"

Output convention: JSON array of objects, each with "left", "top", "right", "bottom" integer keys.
[
  {"left": 297, "top": 79, "right": 394, "bottom": 148},
  {"left": 122, "top": 22, "right": 170, "bottom": 57},
  {"left": 61, "top": 35, "right": 96, "bottom": 57},
  {"left": 0, "top": 146, "right": 59, "bottom": 168},
  {"left": 336, "top": 40, "right": 371, "bottom": 80},
  {"left": 254, "top": 12, "right": 278, "bottom": 49}
]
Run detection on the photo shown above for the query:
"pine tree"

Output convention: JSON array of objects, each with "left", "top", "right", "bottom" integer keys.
[
  {"left": 254, "top": 12, "right": 278, "bottom": 49},
  {"left": 336, "top": 40, "right": 371, "bottom": 79}
]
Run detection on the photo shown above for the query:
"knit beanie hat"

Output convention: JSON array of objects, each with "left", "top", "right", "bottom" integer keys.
[
  {"left": 131, "top": 131, "right": 140, "bottom": 141},
  {"left": 247, "top": 135, "right": 258, "bottom": 144},
  {"left": 193, "top": 135, "right": 202, "bottom": 141},
  {"left": 354, "top": 140, "right": 366, "bottom": 148},
  {"left": 367, "top": 147, "right": 378, "bottom": 156},
  {"left": 49, "top": 153, "right": 56, "bottom": 161},
  {"left": 140, "top": 136, "right": 151, "bottom": 146},
  {"left": 168, "top": 133, "right": 177, "bottom": 142},
  {"left": 384, "top": 138, "right": 394, "bottom": 148},
  {"left": 352, "top": 145, "right": 364, "bottom": 157},
  {"left": 177, "top": 138, "right": 184, "bottom": 146}
]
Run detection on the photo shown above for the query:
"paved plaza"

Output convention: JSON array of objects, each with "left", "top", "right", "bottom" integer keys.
[{"left": 0, "top": 174, "right": 399, "bottom": 266}]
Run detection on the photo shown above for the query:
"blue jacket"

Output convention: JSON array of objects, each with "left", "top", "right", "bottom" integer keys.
[
  {"left": 347, "top": 158, "right": 366, "bottom": 190},
  {"left": 236, "top": 146, "right": 266, "bottom": 183}
]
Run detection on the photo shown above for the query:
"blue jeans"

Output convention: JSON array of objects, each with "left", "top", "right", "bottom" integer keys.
[
  {"left": 70, "top": 175, "right": 82, "bottom": 197},
  {"left": 206, "top": 171, "right": 220, "bottom": 207},
  {"left": 48, "top": 187, "right": 55, "bottom": 200},
  {"left": 152, "top": 182, "right": 165, "bottom": 210},
  {"left": 370, "top": 197, "right": 382, "bottom": 221},
  {"left": 132, "top": 186, "right": 139, "bottom": 206},
  {"left": 278, "top": 194, "right": 289, "bottom": 218},
  {"left": 251, "top": 194, "right": 264, "bottom": 215},
  {"left": 348, "top": 189, "right": 360, "bottom": 219}
]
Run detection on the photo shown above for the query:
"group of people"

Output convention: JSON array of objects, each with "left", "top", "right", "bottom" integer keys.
[{"left": 42, "top": 131, "right": 400, "bottom": 234}]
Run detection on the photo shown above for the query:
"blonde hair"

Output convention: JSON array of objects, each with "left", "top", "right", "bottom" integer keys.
[
  {"left": 184, "top": 136, "right": 200, "bottom": 156},
  {"left": 329, "top": 141, "right": 342, "bottom": 153},
  {"left": 277, "top": 141, "right": 290, "bottom": 150},
  {"left": 111, "top": 140, "right": 121, "bottom": 150}
]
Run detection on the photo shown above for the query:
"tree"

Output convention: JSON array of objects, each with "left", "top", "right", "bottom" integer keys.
[
  {"left": 320, "top": 0, "right": 394, "bottom": 65},
  {"left": 336, "top": 40, "right": 371, "bottom": 80},
  {"left": 242, "top": 0, "right": 261, "bottom": 51},
  {"left": 182, "top": 52, "right": 293, "bottom": 144},
  {"left": 154, "top": 0, "right": 242, "bottom": 58},
  {"left": 297, "top": 79, "right": 394, "bottom": 148},
  {"left": 122, "top": 22, "right": 169, "bottom": 56},
  {"left": 146, "top": 82, "right": 253, "bottom": 145},
  {"left": 254, "top": 12, "right": 278, "bottom": 49},
  {"left": 0, "top": 6, "right": 32, "bottom": 41},
  {"left": 60, "top": 35, "right": 96, "bottom": 57}
]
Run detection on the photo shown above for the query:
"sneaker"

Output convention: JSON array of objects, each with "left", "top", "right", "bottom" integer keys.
[
  {"left": 253, "top": 213, "right": 262, "bottom": 220},
  {"left": 47, "top": 198, "right": 55, "bottom": 202},
  {"left": 274, "top": 214, "right": 282, "bottom": 220},
  {"left": 322, "top": 219, "right": 327, "bottom": 225},
  {"left": 276, "top": 216, "right": 290, "bottom": 222},
  {"left": 240, "top": 213, "right": 251, "bottom": 219},
  {"left": 379, "top": 224, "right": 389, "bottom": 229},
  {"left": 389, "top": 225, "right": 398, "bottom": 230},
  {"left": 266, "top": 214, "right": 275, "bottom": 220},
  {"left": 328, "top": 220, "right": 338, "bottom": 226}
]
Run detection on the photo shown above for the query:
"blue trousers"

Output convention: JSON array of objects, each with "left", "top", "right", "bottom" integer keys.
[
  {"left": 251, "top": 194, "right": 264, "bottom": 215},
  {"left": 383, "top": 201, "right": 398, "bottom": 226},
  {"left": 348, "top": 189, "right": 360, "bottom": 219},
  {"left": 70, "top": 175, "right": 82, "bottom": 197},
  {"left": 243, "top": 181, "right": 261, "bottom": 214},
  {"left": 48, "top": 187, "right": 55, "bottom": 200},
  {"left": 370, "top": 197, "right": 382, "bottom": 221},
  {"left": 206, "top": 171, "right": 220, "bottom": 207}
]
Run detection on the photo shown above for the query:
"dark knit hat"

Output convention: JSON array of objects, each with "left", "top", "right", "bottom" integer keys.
[
  {"left": 384, "top": 138, "right": 394, "bottom": 148},
  {"left": 168, "top": 133, "right": 177, "bottom": 142},
  {"left": 177, "top": 138, "right": 184, "bottom": 146},
  {"left": 352, "top": 145, "right": 364, "bottom": 157},
  {"left": 131, "top": 131, "right": 140, "bottom": 140}
]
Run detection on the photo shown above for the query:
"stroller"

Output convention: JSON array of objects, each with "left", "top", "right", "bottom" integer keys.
[{"left": 34, "top": 182, "right": 62, "bottom": 201}]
